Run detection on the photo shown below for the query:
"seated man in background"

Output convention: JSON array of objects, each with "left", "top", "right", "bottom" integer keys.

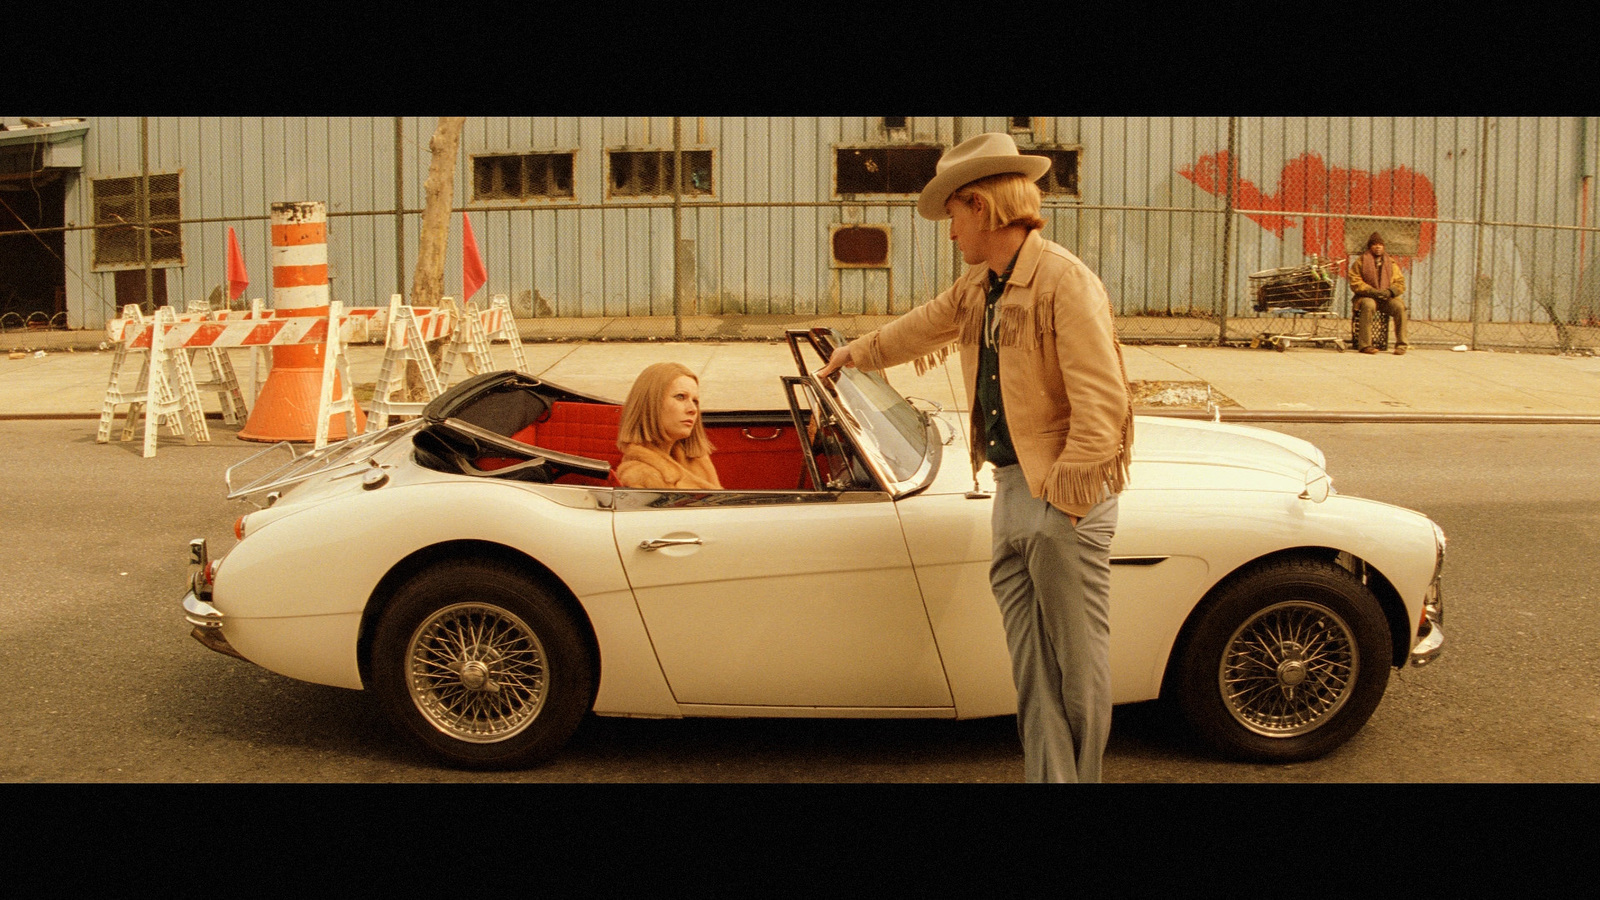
[
  {"left": 1350, "top": 231, "right": 1409, "bottom": 355},
  {"left": 615, "top": 362, "right": 722, "bottom": 490}
]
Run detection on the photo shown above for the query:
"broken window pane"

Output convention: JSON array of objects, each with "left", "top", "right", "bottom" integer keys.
[
  {"left": 92, "top": 173, "right": 182, "bottom": 268},
  {"left": 607, "top": 149, "right": 713, "bottom": 197},
  {"left": 472, "top": 152, "right": 575, "bottom": 201},
  {"left": 835, "top": 146, "right": 942, "bottom": 195},
  {"left": 1035, "top": 148, "right": 1080, "bottom": 196}
]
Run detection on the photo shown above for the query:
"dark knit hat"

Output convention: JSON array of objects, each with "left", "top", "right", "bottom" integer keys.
[{"left": 1365, "top": 231, "right": 1386, "bottom": 248}]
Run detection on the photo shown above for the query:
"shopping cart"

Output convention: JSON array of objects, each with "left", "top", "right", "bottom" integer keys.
[{"left": 1248, "top": 256, "right": 1346, "bottom": 351}]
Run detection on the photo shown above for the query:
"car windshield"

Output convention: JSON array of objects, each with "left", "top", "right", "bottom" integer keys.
[{"left": 831, "top": 365, "right": 930, "bottom": 487}]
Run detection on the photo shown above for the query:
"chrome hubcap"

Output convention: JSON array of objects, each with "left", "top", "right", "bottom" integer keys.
[
  {"left": 407, "top": 603, "right": 548, "bottom": 743},
  {"left": 457, "top": 658, "right": 493, "bottom": 692},
  {"left": 1220, "top": 602, "right": 1358, "bottom": 738}
]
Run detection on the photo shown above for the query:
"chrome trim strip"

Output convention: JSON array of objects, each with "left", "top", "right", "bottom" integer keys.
[
  {"left": 613, "top": 488, "right": 891, "bottom": 512},
  {"left": 1110, "top": 556, "right": 1170, "bottom": 566}
]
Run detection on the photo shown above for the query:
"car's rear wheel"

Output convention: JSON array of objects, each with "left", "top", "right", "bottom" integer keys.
[
  {"left": 1174, "top": 557, "right": 1392, "bottom": 762},
  {"left": 372, "top": 559, "right": 594, "bottom": 769}
]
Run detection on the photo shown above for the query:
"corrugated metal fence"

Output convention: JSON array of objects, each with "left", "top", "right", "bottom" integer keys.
[{"left": 31, "top": 116, "right": 1600, "bottom": 353}]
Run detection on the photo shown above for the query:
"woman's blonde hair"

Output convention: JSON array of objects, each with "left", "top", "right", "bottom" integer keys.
[
  {"left": 949, "top": 172, "right": 1047, "bottom": 232},
  {"left": 617, "top": 361, "right": 713, "bottom": 457}
]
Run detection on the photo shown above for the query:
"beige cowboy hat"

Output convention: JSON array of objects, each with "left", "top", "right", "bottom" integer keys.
[{"left": 917, "top": 132, "right": 1053, "bottom": 221}]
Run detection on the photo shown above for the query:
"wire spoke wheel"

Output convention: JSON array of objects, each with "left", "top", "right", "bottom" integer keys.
[
  {"left": 373, "top": 559, "right": 596, "bottom": 769},
  {"left": 1174, "top": 558, "right": 1392, "bottom": 762},
  {"left": 1220, "top": 601, "right": 1357, "bottom": 737},
  {"left": 407, "top": 602, "right": 549, "bottom": 743}
]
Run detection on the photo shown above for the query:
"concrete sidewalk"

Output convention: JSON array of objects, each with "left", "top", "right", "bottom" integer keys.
[{"left": 4, "top": 329, "right": 1600, "bottom": 422}]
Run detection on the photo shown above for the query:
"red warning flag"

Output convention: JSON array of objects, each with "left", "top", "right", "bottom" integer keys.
[
  {"left": 462, "top": 213, "right": 487, "bottom": 302},
  {"left": 226, "top": 227, "right": 249, "bottom": 300}
]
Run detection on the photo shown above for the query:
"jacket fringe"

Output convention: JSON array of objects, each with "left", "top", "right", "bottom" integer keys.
[
  {"left": 1041, "top": 336, "right": 1137, "bottom": 509},
  {"left": 956, "top": 292, "right": 1058, "bottom": 353},
  {"left": 912, "top": 342, "right": 959, "bottom": 376},
  {"left": 1041, "top": 456, "right": 1130, "bottom": 509}
]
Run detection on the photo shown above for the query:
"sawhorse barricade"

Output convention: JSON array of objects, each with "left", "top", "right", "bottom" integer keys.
[
  {"left": 181, "top": 299, "right": 251, "bottom": 424},
  {"left": 365, "top": 294, "right": 455, "bottom": 432},
  {"left": 99, "top": 301, "right": 366, "bottom": 454},
  {"left": 98, "top": 305, "right": 212, "bottom": 458},
  {"left": 438, "top": 293, "right": 529, "bottom": 385}
]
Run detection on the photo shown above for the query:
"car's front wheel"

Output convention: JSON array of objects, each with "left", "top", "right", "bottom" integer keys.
[
  {"left": 372, "top": 558, "right": 595, "bottom": 769},
  {"left": 1173, "top": 557, "right": 1392, "bottom": 762}
]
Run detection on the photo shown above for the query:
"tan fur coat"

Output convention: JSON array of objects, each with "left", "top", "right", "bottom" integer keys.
[{"left": 616, "top": 442, "right": 722, "bottom": 491}]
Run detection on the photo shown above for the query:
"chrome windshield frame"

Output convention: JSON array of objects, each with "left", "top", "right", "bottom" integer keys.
[{"left": 785, "top": 327, "right": 941, "bottom": 499}]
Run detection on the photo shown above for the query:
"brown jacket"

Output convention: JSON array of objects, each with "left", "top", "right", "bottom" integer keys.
[
  {"left": 845, "top": 230, "right": 1133, "bottom": 517},
  {"left": 1348, "top": 252, "right": 1406, "bottom": 300},
  {"left": 616, "top": 442, "right": 722, "bottom": 491}
]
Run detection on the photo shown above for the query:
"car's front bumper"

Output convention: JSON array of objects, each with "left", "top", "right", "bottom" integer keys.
[
  {"left": 1408, "top": 614, "right": 1443, "bottom": 666},
  {"left": 1408, "top": 578, "right": 1444, "bottom": 667}
]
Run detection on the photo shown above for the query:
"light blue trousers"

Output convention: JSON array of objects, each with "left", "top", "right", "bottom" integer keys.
[{"left": 990, "top": 465, "right": 1117, "bottom": 783}]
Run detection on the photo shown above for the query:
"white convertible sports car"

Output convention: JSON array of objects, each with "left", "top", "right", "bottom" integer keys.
[{"left": 182, "top": 328, "right": 1444, "bottom": 770}]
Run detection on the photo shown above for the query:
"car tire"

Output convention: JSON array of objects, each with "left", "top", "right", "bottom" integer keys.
[
  {"left": 1174, "top": 557, "right": 1392, "bottom": 763},
  {"left": 372, "top": 558, "right": 595, "bottom": 769}
]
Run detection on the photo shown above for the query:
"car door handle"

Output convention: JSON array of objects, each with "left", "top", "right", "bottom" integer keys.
[{"left": 638, "top": 537, "right": 703, "bottom": 551}]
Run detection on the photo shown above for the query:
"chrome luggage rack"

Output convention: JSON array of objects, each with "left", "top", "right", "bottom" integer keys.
[{"left": 224, "top": 420, "right": 422, "bottom": 504}]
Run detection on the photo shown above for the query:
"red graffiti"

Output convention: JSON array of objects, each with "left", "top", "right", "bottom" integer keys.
[{"left": 1179, "top": 152, "right": 1436, "bottom": 269}]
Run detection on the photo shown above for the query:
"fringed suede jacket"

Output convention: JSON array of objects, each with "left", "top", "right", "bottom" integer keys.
[{"left": 844, "top": 230, "right": 1133, "bottom": 518}]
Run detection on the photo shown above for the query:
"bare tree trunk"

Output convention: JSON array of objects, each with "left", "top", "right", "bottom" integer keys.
[{"left": 406, "top": 116, "right": 466, "bottom": 401}]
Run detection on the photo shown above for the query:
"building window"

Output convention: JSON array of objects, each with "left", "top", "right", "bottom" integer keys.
[
  {"left": 834, "top": 145, "right": 943, "bottom": 196},
  {"left": 1033, "top": 147, "right": 1081, "bottom": 196},
  {"left": 607, "top": 149, "right": 713, "bottom": 197},
  {"left": 472, "top": 152, "right": 575, "bottom": 201},
  {"left": 1009, "top": 117, "right": 1032, "bottom": 132},
  {"left": 882, "top": 117, "right": 908, "bottom": 131},
  {"left": 92, "top": 173, "right": 183, "bottom": 269},
  {"left": 830, "top": 225, "right": 891, "bottom": 268}
]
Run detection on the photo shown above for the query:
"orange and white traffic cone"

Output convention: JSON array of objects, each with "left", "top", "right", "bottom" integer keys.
[{"left": 238, "top": 201, "right": 366, "bottom": 443}]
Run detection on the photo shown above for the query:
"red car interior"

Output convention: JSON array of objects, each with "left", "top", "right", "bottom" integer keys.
[{"left": 476, "top": 400, "right": 809, "bottom": 491}]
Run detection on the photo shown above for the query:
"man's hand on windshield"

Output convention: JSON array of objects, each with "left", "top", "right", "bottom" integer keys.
[{"left": 816, "top": 346, "right": 854, "bottom": 380}]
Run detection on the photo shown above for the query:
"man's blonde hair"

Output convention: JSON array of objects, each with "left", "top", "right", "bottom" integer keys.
[
  {"left": 617, "top": 361, "right": 713, "bottom": 457},
  {"left": 949, "top": 172, "right": 1046, "bottom": 232}
]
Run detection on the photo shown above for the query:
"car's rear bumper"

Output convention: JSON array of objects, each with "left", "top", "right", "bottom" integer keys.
[{"left": 183, "top": 590, "right": 246, "bottom": 661}]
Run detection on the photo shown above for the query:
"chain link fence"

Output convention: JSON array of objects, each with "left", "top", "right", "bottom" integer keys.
[{"left": 12, "top": 117, "right": 1596, "bottom": 354}]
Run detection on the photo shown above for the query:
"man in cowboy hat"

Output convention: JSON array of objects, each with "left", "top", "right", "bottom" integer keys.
[
  {"left": 819, "top": 133, "right": 1133, "bottom": 783},
  {"left": 1349, "top": 232, "right": 1409, "bottom": 355}
]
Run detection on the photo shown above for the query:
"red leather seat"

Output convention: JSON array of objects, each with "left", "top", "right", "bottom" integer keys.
[{"left": 479, "top": 402, "right": 623, "bottom": 485}]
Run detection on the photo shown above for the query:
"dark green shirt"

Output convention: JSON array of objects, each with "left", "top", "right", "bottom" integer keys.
[{"left": 977, "top": 254, "right": 1020, "bottom": 469}]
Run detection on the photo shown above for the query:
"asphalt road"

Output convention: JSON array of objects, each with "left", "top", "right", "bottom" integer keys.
[{"left": 2, "top": 419, "right": 1596, "bottom": 782}]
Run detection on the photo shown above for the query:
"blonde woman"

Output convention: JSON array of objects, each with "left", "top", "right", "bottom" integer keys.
[{"left": 614, "top": 362, "right": 721, "bottom": 490}]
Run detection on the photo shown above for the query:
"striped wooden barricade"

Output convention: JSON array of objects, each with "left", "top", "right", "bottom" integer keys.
[
  {"left": 365, "top": 294, "right": 455, "bottom": 432},
  {"left": 97, "top": 306, "right": 211, "bottom": 457},
  {"left": 438, "top": 294, "right": 529, "bottom": 386},
  {"left": 98, "top": 301, "right": 369, "bottom": 454}
]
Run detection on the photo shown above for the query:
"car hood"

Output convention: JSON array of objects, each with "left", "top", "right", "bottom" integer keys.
[{"left": 924, "top": 413, "right": 1328, "bottom": 496}]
